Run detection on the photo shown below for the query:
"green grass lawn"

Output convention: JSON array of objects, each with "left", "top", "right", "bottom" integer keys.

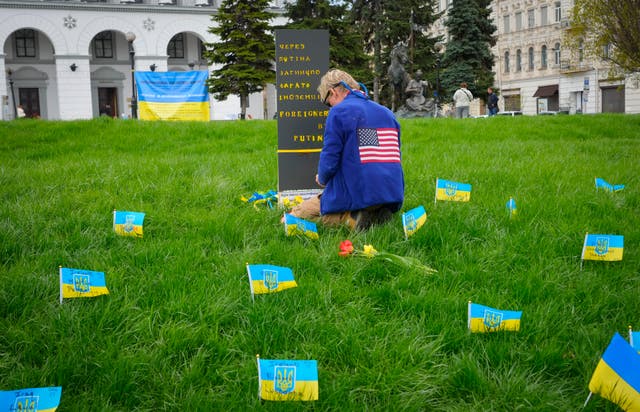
[{"left": 1, "top": 115, "right": 639, "bottom": 411}]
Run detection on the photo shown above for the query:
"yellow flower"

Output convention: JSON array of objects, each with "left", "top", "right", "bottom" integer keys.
[{"left": 362, "top": 244, "right": 378, "bottom": 258}]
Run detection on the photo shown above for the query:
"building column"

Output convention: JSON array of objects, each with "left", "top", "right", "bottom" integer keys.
[
  {"left": 55, "top": 56, "right": 93, "bottom": 120},
  {"left": 0, "top": 55, "right": 9, "bottom": 121}
]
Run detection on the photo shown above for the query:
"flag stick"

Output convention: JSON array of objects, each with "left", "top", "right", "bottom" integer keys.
[
  {"left": 256, "top": 354, "right": 261, "bottom": 400},
  {"left": 580, "top": 232, "right": 588, "bottom": 271},
  {"left": 583, "top": 391, "right": 592, "bottom": 408},
  {"left": 467, "top": 301, "right": 472, "bottom": 331},
  {"left": 630, "top": 325, "right": 634, "bottom": 347},
  {"left": 246, "top": 263, "right": 255, "bottom": 303},
  {"left": 59, "top": 265, "right": 63, "bottom": 304},
  {"left": 434, "top": 178, "right": 439, "bottom": 205}
]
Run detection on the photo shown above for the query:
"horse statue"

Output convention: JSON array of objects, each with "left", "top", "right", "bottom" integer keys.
[{"left": 387, "top": 41, "right": 410, "bottom": 112}]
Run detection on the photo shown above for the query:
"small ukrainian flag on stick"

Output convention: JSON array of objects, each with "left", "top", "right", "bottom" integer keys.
[
  {"left": 468, "top": 301, "right": 522, "bottom": 333},
  {"left": 0, "top": 386, "right": 62, "bottom": 411},
  {"left": 113, "top": 210, "right": 145, "bottom": 238},
  {"left": 402, "top": 205, "right": 427, "bottom": 239},
  {"left": 580, "top": 233, "right": 624, "bottom": 270},
  {"left": 59, "top": 266, "right": 109, "bottom": 304},
  {"left": 434, "top": 178, "right": 472, "bottom": 203},
  {"left": 283, "top": 213, "right": 319, "bottom": 240},
  {"left": 584, "top": 332, "right": 640, "bottom": 411},
  {"left": 256, "top": 354, "right": 319, "bottom": 401},
  {"left": 506, "top": 197, "right": 517, "bottom": 218},
  {"left": 246, "top": 264, "right": 298, "bottom": 302}
]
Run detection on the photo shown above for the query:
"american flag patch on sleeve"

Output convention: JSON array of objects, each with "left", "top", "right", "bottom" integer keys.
[{"left": 357, "top": 128, "right": 401, "bottom": 164}]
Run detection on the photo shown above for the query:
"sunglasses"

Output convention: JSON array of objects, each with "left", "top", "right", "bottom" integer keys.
[{"left": 322, "top": 83, "right": 344, "bottom": 107}]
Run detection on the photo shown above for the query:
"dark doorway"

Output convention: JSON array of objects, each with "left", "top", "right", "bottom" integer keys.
[
  {"left": 98, "top": 87, "right": 118, "bottom": 118},
  {"left": 601, "top": 86, "right": 624, "bottom": 113},
  {"left": 19, "top": 88, "right": 40, "bottom": 118}
]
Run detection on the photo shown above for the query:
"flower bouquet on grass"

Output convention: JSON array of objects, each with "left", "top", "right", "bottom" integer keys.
[{"left": 338, "top": 240, "right": 437, "bottom": 274}]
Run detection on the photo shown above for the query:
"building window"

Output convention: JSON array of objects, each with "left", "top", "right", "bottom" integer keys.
[
  {"left": 603, "top": 43, "right": 612, "bottom": 59},
  {"left": 515, "top": 11, "right": 522, "bottom": 31},
  {"left": 93, "top": 31, "right": 113, "bottom": 59},
  {"left": 168, "top": 33, "right": 185, "bottom": 59},
  {"left": 15, "top": 29, "right": 36, "bottom": 58},
  {"left": 503, "top": 15, "right": 510, "bottom": 33},
  {"left": 540, "top": 5, "right": 548, "bottom": 25},
  {"left": 578, "top": 40, "right": 584, "bottom": 62},
  {"left": 528, "top": 9, "right": 535, "bottom": 28},
  {"left": 554, "top": 42, "right": 561, "bottom": 65},
  {"left": 555, "top": 2, "right": 562, "bottom": 22},
  {"left": 516, "top": 49, "right": 522, "bottom": 71},
  {"left": 504, "top": 51, "right": 510, "bottom": 73},
  {"left": 528, "top": 47, "right": 534, "bottom": 70},
  {"left": 541, "top": 45, "right": 548, "bottom": 68}
]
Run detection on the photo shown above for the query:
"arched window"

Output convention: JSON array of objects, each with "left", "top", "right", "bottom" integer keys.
[
  {"left": 541, "top": 45, "right": 548, "bottom": 68},
  {"left": 554, "top": 42, "right": 561, "bottom": 65},
  {"left": 504, "top": 51, "right": 510, "bottom": 73},
  {"left": 528, "top": 47, "right": 534, "bottom": 70},
  {"left": 516, "top": 49, "right": 522, "bottom": 72},
  {"left": 168, "top": 33, "right": 185, "bottom": 59}
]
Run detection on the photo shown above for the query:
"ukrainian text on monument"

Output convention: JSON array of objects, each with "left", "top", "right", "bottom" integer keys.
[{"left": 275, "top": 29, "right": 329, "bottom": 199}]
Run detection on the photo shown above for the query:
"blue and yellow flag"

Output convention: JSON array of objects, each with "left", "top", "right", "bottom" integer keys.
[
  {"left": 402, "top": 205, "right": 427, "bottom": 239},
  {"left": 435, "top": 178, "right": 471, "bottom": 202},
  {"left": 595, "top": 177, "right": 625, "bottom": 193},
  {"left": 257, "top": 357, "right": 319, "bottom": 401},
  {"left": 468, "top": 301, "right": 522, "bottom": 333},
  {"left": 506, "top": 197, "right": 517, "bottom": 217},
  {"left": 581, "top": 233, "right": 624, "bottom": 262},
  {"left": 588, "top": 332, "right": 640, "bottom": 411},
  {"left": 59, "top": 267, "right": 109, "bottom": 303},
  {"left": 113, "top": 210, "right": 145, "bottom": 238},
  {"left": 136, "top": 71, "right": 210, "bottom": 121},
  {"left": 630, "top": 327, "right": 640, "bottom": 354},
  {"left": 0, "top": 386, "right": 62, "bottom": 412},
  {"left": 246, "top": 264, "right": 298, "bottom": 298},
  {"left": 284, "top": 214, "right": 319, "bottom": 240}
]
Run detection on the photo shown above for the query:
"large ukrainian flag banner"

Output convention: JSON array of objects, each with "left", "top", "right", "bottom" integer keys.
[
  {"left": 581, "top": 233, "right": 624, "bottom": 261},
  {"left": 468, "top": 301, "right": 522, "bottom": 333},
  {"left": 136, "top": 71, "right": 209, "bottom": 121},
  {"left": 113, "top": 210, "right": 145, "bottom": 238},
  {"left": 246, "top": 264, "right": 298, "bottom": 299},
  {"left": 257, "top": 357, "right": 319, "bottom": 401},
  {"left": 587, "top": 332, "right": 640, "bottom": 411},
  {"left": 402, "top": 205, "right": 427, "bottom": 239},
  {"left": 435, "top": 178, "right": 472, "bottom": 203},
  {"left": 59, "top": 267, "right": 109, "bottom": 303},
  {"left": 0, "top": 386, "right": 62, "bottom": 412}
]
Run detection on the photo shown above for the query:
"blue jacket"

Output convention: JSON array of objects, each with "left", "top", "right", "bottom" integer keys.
[{"left": 318, "top": 92, "right": 404, "bottom": 215}]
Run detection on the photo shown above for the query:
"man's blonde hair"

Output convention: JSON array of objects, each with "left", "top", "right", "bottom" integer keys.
[{"left": 317, "top": 69, "right": 360, "bottom": 100}]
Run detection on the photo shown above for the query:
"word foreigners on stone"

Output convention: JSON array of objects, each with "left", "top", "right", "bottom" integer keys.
[{"left": 279, "top": 110, "right": 329, "bottom": 119}]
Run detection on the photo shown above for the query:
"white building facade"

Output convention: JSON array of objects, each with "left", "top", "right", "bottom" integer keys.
[
  {"left": 433, "top": 0, "right": 640, "bottom": 115},
  {"left": 0, "top": 0, "right": 287, "bottom": 121}
]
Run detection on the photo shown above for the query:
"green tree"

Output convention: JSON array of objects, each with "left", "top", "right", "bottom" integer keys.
[
  {"left": 282, "top": 0, "right": 371, "bottom": 84},
  {"left": 569, "top": 0, "right": 640, "bottom": 73},
  {"left": 440, "top": 0, "right": 496, "bottom": 103},
  {"left": 205, "top": 0, "right": 275, "bottom": 120}
]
